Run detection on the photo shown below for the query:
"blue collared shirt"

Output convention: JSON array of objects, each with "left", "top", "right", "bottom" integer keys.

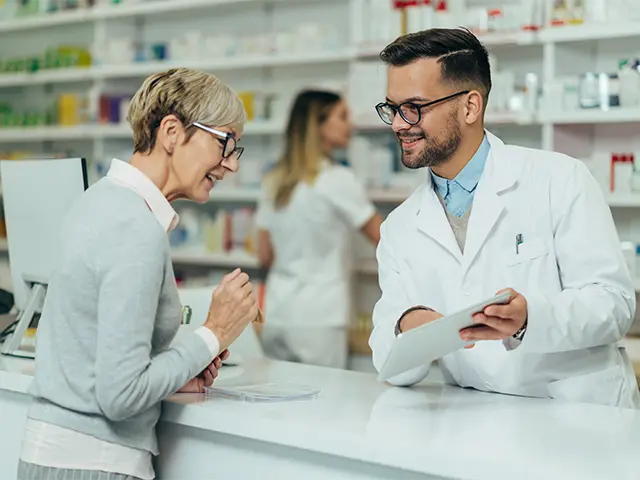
[{"left": 431, "top": 135, "right": 490, "bottom": 217}]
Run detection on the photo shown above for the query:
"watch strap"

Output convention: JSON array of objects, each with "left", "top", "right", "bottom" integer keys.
[
  {"left": 512, "top": 319, "right": 527, "bottom": 341},
  {"left": 395, "top": 305, "right": 435, "bottom": 336}
]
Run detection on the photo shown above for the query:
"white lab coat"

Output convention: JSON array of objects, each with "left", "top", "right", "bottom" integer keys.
[
  {"left": 370, "top": 131, "right": 640, "bottom": 408},
  {"left": 257, "top": 161, "right": 376, "bottom": 368}
]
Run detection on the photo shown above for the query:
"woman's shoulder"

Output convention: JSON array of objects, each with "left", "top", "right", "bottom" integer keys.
[
  {"left": 316, "top": 162, "right": 362, "bottom": 187},
  {"left": 78, "top": 180, "right": 165, "bottom": 239}
]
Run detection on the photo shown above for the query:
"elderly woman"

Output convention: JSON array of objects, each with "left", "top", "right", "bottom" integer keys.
[{"left": 17, "top": 68, "right": 258, "bottom": 480}]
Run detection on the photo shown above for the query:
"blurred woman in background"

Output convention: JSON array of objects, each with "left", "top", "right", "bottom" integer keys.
[{"left": 256, "top": 90, "right": 382, "bottom": 369}]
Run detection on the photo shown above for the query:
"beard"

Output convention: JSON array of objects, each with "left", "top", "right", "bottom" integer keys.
[{"left": 398, "top": 112, "right": 462, "bottom": 170}]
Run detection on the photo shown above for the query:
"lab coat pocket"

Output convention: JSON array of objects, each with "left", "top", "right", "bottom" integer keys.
[
  {"left": 506, "top": 238, "right": 548, "bottom": 266},
  {"left": 547, "top": 366, "right": 628, "bottom": 407}
]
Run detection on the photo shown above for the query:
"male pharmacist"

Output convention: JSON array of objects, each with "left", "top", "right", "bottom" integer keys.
[{"left": 369, "top": 27, "right": 640, "bottom": 408}]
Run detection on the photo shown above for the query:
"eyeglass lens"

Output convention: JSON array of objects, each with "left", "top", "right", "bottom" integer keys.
[
  {"left": 377, "top": 103, "right": 421, "bottom": 125},
  {"left": 221, "top": 135, "right": 233, "bottom": 158}
]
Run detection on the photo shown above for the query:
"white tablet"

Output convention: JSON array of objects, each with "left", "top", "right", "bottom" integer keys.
[{"left": 377, "top": 292, "right": 512, "bottom": 382}]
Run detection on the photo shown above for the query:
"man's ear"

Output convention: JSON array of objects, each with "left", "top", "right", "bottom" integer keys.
[{"left": 463, "top": 90, "right": 484, "bottom": 125}]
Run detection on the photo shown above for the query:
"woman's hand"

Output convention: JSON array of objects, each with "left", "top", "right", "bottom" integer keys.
[
  {"left": 178, "top": 350, "right": 230, "bottom": 393},
  {"left": 205, "top": 269, "right": 258, "bottom": 351}
]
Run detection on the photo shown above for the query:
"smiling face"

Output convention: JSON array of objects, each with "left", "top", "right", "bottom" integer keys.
[
  {"left": 387, "top": 58, "right": 465, "bottom": 170},
  {"left": 171, "top": 124, "right": 241, "bottom": 203}
]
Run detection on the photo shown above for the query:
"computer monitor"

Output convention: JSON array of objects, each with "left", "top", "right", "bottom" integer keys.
[{"left": 0, "top": 157, "right": 88, "bottom": 357}]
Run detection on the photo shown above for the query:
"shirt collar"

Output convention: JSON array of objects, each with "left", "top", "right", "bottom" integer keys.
[
  {"left": 431, "top": 134, "right": 491, "bottom": 195},
  {"left": 106, "top": 159, "right": 179, "bottom": 232}
]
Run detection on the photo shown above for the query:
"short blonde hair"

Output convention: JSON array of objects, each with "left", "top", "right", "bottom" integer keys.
[{"left": 127, "top": 68, "right": 246, "bottom": 153}]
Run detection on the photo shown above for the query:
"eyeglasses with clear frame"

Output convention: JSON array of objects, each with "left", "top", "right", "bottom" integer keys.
[
  {"left": 375, "top": 90, "right": 470, "bottom": 126},
  {"left": 191, "top": 122, "right": 244, "bottom": 161}
]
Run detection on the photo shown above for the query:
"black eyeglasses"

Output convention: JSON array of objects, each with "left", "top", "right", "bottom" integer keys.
[
  {"left": 375, "top": 90, "right": 470, "bottom": 126},
  {"left": 191, "top": 122, "right": 244, "bottom": 160}
]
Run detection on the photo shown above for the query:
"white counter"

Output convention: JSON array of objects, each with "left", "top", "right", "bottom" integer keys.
[{"left": 2, "top": 356, "right": 640, "bottom": 480}]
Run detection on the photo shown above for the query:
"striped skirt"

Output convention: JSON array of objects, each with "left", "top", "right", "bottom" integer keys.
[{"left": 17, "top": 461, "right": 142, "bottom": 480}]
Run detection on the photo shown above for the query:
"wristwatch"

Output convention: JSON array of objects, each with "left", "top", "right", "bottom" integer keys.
[
  {"left": 394, "top": 305, "right": 435, "bottom": 336},
  {"left": 512, "top": 319, "right": 528, "bottom": 341}
]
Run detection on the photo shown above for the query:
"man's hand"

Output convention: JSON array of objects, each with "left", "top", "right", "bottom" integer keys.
[
  {"left": 400, "top": 308, "right": 443, "bottom": 332},
  {"left": 178, "top": 350, "right": 230, "bottom": 393},
  {"left": 401, "top": 308, "right": 478, "bottom": 349},
  {"left": 460, "top": 288, "right": 527, "bottom": 343}
]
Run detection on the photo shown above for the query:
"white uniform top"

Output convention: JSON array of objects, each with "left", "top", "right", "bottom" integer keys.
[
  {"left": 369, "top": 131, "right": 640, "bottom": 408},
  {"left": 256, "top": 161, "right": 375, "bottom": 328}
]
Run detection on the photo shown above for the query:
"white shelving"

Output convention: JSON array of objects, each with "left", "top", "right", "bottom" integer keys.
[
  {"left": 6, "top": 107, "right": 640, "bottom": 145},
  {"left": 538, "top": 21, "right": 640, "bottom": 44},
  {"left": 0, "top": 51, "right": 353, "bottom": 88},
  {"left": 0, "top": 0, "right": 336, "bottom": 34},
  {"left": 203, "top": 187, "right": 411, "bottom": 204},
  {"left": 355, "top": 112, "right": 538, "bottom": 130},
  {"left": 540, "top": 108, "right": 640, "bottom": 125},
  {"left": 0, "top": 67, "right": 93, "bottom": 88},
  {"left": 605, "top": 195, "right": 640, "bottom": 208},
  {"left": 0, "top": 120, "right": 284, "bottom": 143},
  {"left": 171, "top": 248, "right": 380, "bottom": 276},
  {"left": 0, "top": 124, "right": 128, "bottom": 142},
  {"left": 209, "top": 188, "right": 260, "bottom": 202},
  {"left": 171, "top": 250, "right": 260, "bottom": 269},
  {"left": 368, "top": 188, "right": 412, "bottom": 204}
]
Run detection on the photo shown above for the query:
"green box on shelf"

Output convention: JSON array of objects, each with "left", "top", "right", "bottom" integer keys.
[
  {"left": 15, "top": 0, "right": 40, "bottom": 17},
  {"left": 25, "top": 112, "right": 39, "bottom": 126}
]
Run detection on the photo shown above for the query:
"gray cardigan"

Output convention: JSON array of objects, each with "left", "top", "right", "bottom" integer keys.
[{"left": 28, "top": 180, "right": 213, "bottom": 455}]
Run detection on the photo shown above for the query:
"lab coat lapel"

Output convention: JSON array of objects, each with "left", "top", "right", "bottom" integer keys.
[
  {"left": 462, "top": 132, "right": 518, "bottom": 273},
  {"left": 416, "top": 176, "right": 463, "bottom": 262}
]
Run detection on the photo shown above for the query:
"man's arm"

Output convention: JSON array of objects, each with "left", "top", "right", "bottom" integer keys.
[
  {"left": 519, "top": 160, "right": 635, "bottom": 353},
  {"left": 369, "top": 221, "right": 434, "bottom": 386}
]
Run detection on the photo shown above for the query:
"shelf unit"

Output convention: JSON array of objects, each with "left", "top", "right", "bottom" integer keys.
[
  {"left": 7, "top": 107, "right": 640, "bottom": 144},
  {"left": 171, "top": 250, "right": 260, "bottom": 269},
  {"left": 0, "top": 51, "right": 354, "bottom": 88},
  {"left": 171, "top": 249, "right": 380, "bottom": 277},
  {"left": 0, "top": 120, "right": 284, "bottom": 143},
  {"left": 2, "top": 1, "right": 640, "bottom": 281},
  {"left": 0, "top": 0, "right": 339, "bottom": 33}
]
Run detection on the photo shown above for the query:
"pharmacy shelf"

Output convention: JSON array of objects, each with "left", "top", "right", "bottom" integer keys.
[
  {"left": 0, "top": 124, "right": 125, "bottom": 142},
  {"left": 171, "top": 250, "right": 261, "bottom": 269},
  {"left": 0, "top": 0, "right": 338, "bottom": 34},
  {"left": 538, "top": 21, "right": 640, "bottom": 44},
  {"left": 203, "top": 187, "right": 412, "bottom": 204},
  {"left": 0, "top": 113, "right": 593, "bottom": 143},
  {"left": 171, "top": 248, "right": 379, "bottom": 275},
  {"left": 209, "top": 188, "right": 260, "bottom": 202},
  {"left": 0, "top": 120, "right": 284, "bottom": 143},
  {"left": 606, "top": 195, "right": 640, "bottom": 208},
  {"left": 355, "top": 112, "right": 537, "bottom": 131},
  {"left": 355, "top": 31, "right": 538, "bottom": 60},
  {"left": 0, "top": 50, "right": 353, "bottom": 88},
  {"left": 476, "top": 30, "right": 538, "bottom": 47},
  {"left": 357, "top": 259, "right": 378, "bottom": 276},
  {"left": 540, "top": 108, "right": 640, "bottom": 125},
  {"left": 486, "top": 112, "right": 537, "bottom": 125},
  {"left": 0, "top": 67, "right": 93, "bottom": 88},
  {"left": 368, "top": 188, "right": 412, "bottom": 203}
]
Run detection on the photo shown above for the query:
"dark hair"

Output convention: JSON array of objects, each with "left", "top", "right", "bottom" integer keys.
[
  {"left": 380, "top": 28, "right": 491, "bottom": 105},
  {"left": 270, "top": 90, "right": 342, "bottom": 208}
]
